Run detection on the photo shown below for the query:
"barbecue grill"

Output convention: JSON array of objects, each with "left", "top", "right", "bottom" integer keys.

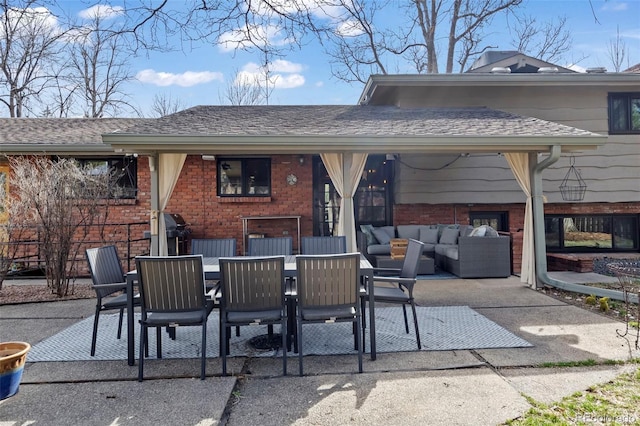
[{"left": 143, "top": 213, "right": 191, "bottom": 255}]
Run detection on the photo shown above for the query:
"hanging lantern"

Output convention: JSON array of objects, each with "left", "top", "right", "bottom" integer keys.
[{"left": 559, "top": 156, "right": 587, "bottom": 201}]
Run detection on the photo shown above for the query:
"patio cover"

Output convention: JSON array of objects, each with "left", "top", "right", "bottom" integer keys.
[{"left": 102, "top": 105, "right": 606, "bottom": 285}]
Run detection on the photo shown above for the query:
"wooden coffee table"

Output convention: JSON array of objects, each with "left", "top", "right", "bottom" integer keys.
[{"left": 375, "top": 255, "right": 435, "bottom": 275}]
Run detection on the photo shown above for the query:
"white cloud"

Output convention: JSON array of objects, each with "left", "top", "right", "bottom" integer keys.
[
  {"left": 136, "top": 69, "right": 223, "bottom": 87},
  {"left": 218, "top": 24, "right": 293, "bottom": 52},
  {"left": 78, "top": 5, "right": 124, "bottom": 20},
  {"left": 335, "top": 19, "right": 365, "bottom": 37},
  {"left": 601, "top": 2, "right": 628, "bottom": 11},
  {"left": 234, "top": 61, "right": 305, "bottom": 89},
  {"left": 0, "top": 7, "right": 60, "bottom": 37}
]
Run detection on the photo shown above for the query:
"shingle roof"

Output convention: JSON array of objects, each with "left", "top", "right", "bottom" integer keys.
[
  {"left": 115, "top": 105, "right": 596, "bottom": 138},
  {"left": 0, "top": 118, "right": 149, "bottom": 146}
]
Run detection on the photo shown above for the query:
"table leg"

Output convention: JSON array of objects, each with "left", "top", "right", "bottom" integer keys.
[
  {"left": 367, "top": 270, "right": 376, "bottom": 360},
  {"left": 126, "top": 273, "right": 135, "bottom": 366}
]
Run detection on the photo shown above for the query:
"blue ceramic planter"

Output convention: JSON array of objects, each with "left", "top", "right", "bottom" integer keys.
[{"left": 0, "top": 342, "right": 30, "bottom": 400}]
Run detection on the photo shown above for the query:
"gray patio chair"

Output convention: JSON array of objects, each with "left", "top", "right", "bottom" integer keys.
[
  {"left": 191, "top": 238, "right": 237, "bottom": 257},
  {"left": 86, "top": 245, "right": 140, "bottom": 357},
  {"left": 135, "top": 255, "right": 214, "bottom": 381},
  {"left": 190, "top": 238, "right": 237, "bottom": 296},
  {"left": 296, "top": 252, "right": 362, "bottom": 376},
  {"left": 248, "top": 237, "right": 293, "bottom": 256},
  {"left": 218, "top": 256, "right": 288, "bottom": 376},
  {"left": 362, "top": 238, "right": 424, "bottom": 349},
  {"left": 301, "top": 236, "right": 347, "bottom": 254}
]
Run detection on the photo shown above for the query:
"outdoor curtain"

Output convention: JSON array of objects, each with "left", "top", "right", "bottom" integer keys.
[
  {"left": 320, "top": 153, "right": 368, "bottom": 252},
  {"left": 153, "top": 153, "right": 187, "bottom": 256},
  {"left": 505, "top": 153, "right": 535, "bottom": 286}
]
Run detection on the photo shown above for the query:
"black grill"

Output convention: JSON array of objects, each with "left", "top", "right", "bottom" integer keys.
[{"left": 144, "top": 213, "right": 191, "bottom": 255}]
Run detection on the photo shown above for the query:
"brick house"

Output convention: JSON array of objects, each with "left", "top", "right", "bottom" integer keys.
[{"left": 0, "top": 54, "right": 638, "bottom": 287}]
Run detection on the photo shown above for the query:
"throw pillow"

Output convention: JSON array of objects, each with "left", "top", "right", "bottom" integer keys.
[
  {"left": 360, "top": 224, "right": 377, "bottom": 245},
  {"left": 439, "top": 227, "right": 460, "bottom": 245},
  {"left": 469, "top": 225, "right": 487, "bottom": 237},
  {"left": 372, "top": 227, "right": 392, "bottom": 245},
  {"left": 419, "top": 227, "right": 439, "bottom": 244}
]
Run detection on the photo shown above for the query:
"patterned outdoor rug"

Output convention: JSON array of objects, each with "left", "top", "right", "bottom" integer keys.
[
  {"left": 28, "top": 306, "right": 531, "bottom": 362},
  {"left": 417, "top": 270, "right": 457, "bottom": 280}
]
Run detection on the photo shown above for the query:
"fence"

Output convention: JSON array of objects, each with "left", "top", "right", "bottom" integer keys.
[{"left": 1, "top": 221, "right": 150, "bottom": 279}]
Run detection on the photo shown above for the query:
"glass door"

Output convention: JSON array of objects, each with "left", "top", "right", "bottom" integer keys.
[{"left": 312, "top": 155, "right": 393, "bottom": 236}]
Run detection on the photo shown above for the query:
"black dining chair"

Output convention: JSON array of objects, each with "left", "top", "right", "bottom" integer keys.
[
  {"left": 135, "top": 255, "right": 214, "bottom": 381},
  {"left": 85, "top": 245, "right": 140, "bottom": 357},
  {"left": 301, "top": 236, "right": 347, "bottom": 254},
  {"left": 218, "top": 256, "right": 288, "bottom": 376},
  {"left": 296, "top": 252, "right": 363, "bottom": 376},
  {"left": 361, "top": 238, "right": 424, "bottom": 350}
]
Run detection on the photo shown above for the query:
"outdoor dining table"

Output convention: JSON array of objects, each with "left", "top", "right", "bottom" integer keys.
[{"left": 125, "top": 254, "right": 376, "bottom": 366}]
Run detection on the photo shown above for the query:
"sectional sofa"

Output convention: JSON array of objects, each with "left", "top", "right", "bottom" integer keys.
[{"left": 357, "top": 223, "right": 511, "bottom": 278}]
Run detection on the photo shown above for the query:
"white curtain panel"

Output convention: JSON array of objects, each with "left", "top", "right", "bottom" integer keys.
[
  {"left": 505, "top": 153, "right": 535, "bottom": 286},
  {"left": 320, "top": 153, "right": 368, "bottom": 251},
  {"left": 157, "top": 153, "right": 187, "bottom": 256}
]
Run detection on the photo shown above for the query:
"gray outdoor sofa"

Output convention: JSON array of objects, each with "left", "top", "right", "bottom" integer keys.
[{"left": 358, "top": 224, "right": 511, "bottom": 278}]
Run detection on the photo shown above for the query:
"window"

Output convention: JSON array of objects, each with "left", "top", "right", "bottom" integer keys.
[
  {"left": 545, "top": 214, "right": 639, "bottom": 252},
  {"left": 609, "top": 93, "right": 640, "bottom": 134},
  {"left": 355, "top": 155, "right": 393, "bottom": 227},
  {"left": 77, "top": 157, "right": 137, "bottom": 199},
  {"left": 217, "top": 158, "right": 271, "bottom": 196},
  {"left": 469, "top": 211, "right": 509, "bottom": 232}
]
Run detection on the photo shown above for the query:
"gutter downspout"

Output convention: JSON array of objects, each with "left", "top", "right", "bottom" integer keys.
[{"left": 531, "top": 147, "right": 633, "bottom": 302}]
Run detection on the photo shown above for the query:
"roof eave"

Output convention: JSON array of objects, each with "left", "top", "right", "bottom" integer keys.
[
  {"left": 104, "top": 134, "right": 607, "bottom": 155},
  {"left": 0, "top": 144, "right": 116, "bottom": 155},
  {"left": 359, "top": 73, "right": 640, "bottom": 104}
]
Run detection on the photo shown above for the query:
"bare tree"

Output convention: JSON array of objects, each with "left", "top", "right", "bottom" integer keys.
[
  {"left": 0, "top": 0, "right": 66, "bottom": 117},
  {"left": 67, "top": 6, "right": 136, "bottom": 117},
  {"left": 150, "top": 92, "right": 186, "bottom": 116},
  {"left": 607, "top": 26, "right": 627, "bottom": 72},
  {"left": 219, "top": 69, "right": 264, "bottom": 106},
  {"left": 320, "top": 0, "right": 525, "bottom": 81},
  {"left": 508, "top": 14, "right": 571, "bottom": 64},
  {"left": 8, "top": 156, "right": 114, "bottom": 296}
]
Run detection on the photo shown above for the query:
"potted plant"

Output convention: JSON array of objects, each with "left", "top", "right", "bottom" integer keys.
[{"left": 0, "top": 341, "right": 31, "bottom": 400}]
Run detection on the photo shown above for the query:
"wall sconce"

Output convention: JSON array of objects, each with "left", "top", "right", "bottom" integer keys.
[{"left": 298, "top": 155, "right": 305, "bottom": 165}]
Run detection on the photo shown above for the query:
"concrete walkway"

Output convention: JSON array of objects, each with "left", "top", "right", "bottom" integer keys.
[{"left": 1, "top": 273, "right": 638, "bottom": 425}]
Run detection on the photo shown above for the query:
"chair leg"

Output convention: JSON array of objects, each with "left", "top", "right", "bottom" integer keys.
[
  {"left": 91, "top": 306, "right": 101, "bottom": 356},
  {"left": 281, "top": 318, "right": 287, "bottom": 376},
  {"left": 156, "top": 327, "right": 162, "bottom": 359},
  {"left": 235, "top": 326, "right": 240, "bottom": 337},
  {"left": 297, "top": 318, "right": 304, "bottom": 376},
  {"left": 410, "top": 301, "right": 422, "bottom": 350},
  {"left": 356, "top": 316, "right": 363, "bottom": 373},
  {"left": 402, "top": 304, "right": 409, "bottom": 334},
  {"left": 221, "top": 319, "right": 228, "bottom": 376},
  {"left": 138, "top": 325, "right": 147, "bottom": 382},
  {"left": 201, "top": 322, "right": 207, "bottom": 380},
  {"left": 117, "top": 308, "right": 124, "bottom": 339}
]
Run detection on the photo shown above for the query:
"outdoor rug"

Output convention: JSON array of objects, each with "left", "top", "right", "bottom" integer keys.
[
  {"left": 417, "top": 270, "right": 457, "bottom": 280},
  {"left": 28, "top": 306, "right": 532, "bottom": 362}
]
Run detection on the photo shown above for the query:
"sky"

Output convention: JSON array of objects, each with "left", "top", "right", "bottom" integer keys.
[{"left": 56, "top": 0, "right": 640, "bottom": 116}]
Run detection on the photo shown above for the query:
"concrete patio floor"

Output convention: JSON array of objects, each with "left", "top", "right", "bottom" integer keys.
[{"left": 1, "top": 273, "right": 638, "bottom": 425}]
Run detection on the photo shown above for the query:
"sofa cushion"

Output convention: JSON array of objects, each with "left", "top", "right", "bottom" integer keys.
[
  {"left": 360, "top": 224, "right": 377, "bottom": 245},
  {"left": 459, "top": 225, "right": 475, "bottom": 237},
  {"left": 372, "top": 227, "right": 392, "bottom": 245},
  {"left": 397, "top": 225, "right": 421, "bottom": 240},
  {"left": 367, "top": 244, "right": 391, "bottom": 255},
  {"left": 439, "top": 227, "right": 460, "bottom": 245},
  {"left": 373, "top": 226, "right": 396, "bottom": 244},
  {"left": 435, "top": 244, "right": 459, "bottom": 260},
  {"left": 419, "top": 227, "right": 439, "bottom": 244},
  {"left": 421, "top": 243, "right": 436, "bottom": 254}
]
